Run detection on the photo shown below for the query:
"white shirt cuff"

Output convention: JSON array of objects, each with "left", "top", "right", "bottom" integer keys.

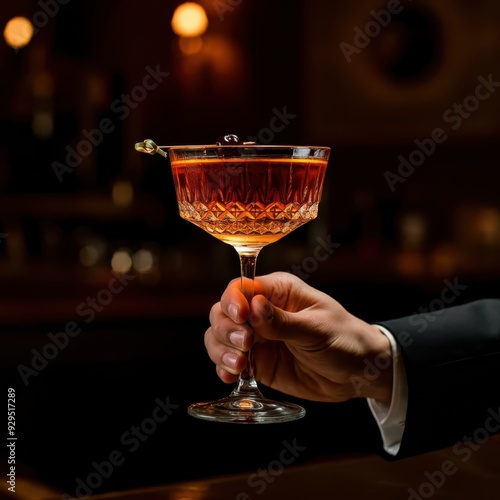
[{"left": 367, "top": 325, "right": 408, "bottom": 456}]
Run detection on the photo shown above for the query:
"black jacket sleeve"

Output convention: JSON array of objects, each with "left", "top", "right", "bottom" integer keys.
[{"left": 378, "top": 299, "right": 500, "bottom": 458}]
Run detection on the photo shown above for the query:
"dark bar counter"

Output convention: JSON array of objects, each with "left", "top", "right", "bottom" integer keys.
[{"left": 83, "top": 434, "right": 500, "bottom": 499}]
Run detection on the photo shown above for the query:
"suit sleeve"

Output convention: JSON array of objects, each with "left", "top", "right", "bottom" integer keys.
[{"left": 378, "top": 298, "right": 500, "bottom": 458}]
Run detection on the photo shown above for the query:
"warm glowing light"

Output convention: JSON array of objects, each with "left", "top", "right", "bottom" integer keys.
[
  {"left": 4, "top": 17, "right": 34, "bottom": 49},
  {"left": 477, "top": 208, "right": 499, "bottom": 245},
  {"left": 178, "top": 35, "right": 203, "bottom": 55},
  {"left": 171, "top": 3, "right": 208, "bottom": 37},
  {"left": 80, "top": 245, "right": 100, "bottom": 267},
  {"left": 238, "top": 400, "right": 254, "bottom": 409},
  {"left": 112, "top": 180, "right": 134, "bottom": 207},
  {"left": 79, "top": 238, "right": 106, "bottom": 267},
  {"left": 111, "top": 250, "right": 132, "bottom": 273},
  {"left": 132, "top": 249, "right": 154, "bottom": 273},
  {"left": 32, "top": 111, "right": 54, "bottom": 139}
]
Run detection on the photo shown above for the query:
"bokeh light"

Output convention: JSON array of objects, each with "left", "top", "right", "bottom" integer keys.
[
  {"left": 171, "top": 2, "right": 208, "bottom": 37},
  {"left": 112, "top": 179, "right": 134, "bottom": 207},
  {"left": 4, "top": 16, "right": 34, "bottom": 49},
  {"left": 80, "top": 245, "right": 100, "bottom": 267},
  {"left": 132, "top": 249, "right": 154, "bottom": 273},
  {"left": 79, "top": 237, "right": 107, "bottom": 267},
  {"left": 111, "top": 249, "right": 132, "bottom": 273},
  {"left": 178, "top": 35, "right": 203, "bottom": 55}
]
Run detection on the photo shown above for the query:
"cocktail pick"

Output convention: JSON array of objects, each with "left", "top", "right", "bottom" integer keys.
[
  {"left": 135, "top": 137, "right": 258, "bottom": 158},
  {"left": 134, "top": 139, "right": 168, "bottom": 158}
]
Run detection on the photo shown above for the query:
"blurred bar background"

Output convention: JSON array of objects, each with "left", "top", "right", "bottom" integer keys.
[
  {"left": 0, "top": 0, "right": 499, "bottom": 496},
  {"left": 1, "top": 0, "right": 500, "bottom": 322}
]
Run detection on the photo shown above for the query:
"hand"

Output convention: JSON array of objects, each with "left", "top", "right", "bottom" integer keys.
[{"left": 205, "top": 272, "right": 393, "bottom": 404}]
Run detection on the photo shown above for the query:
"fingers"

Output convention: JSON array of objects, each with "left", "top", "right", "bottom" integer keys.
[
  {"left": 215, "top": 272, "right": 308, "bottom": 326},
  {"left": 205, "top": 327, "right": 247, "bottom": 369},
  {"left": 214, "top": 272, "right": 311, "bottom": 326},
  {"left": 249, "top": 293, "right": 323, "bottom": 347},
  {"left": 208, "top": 306, "right": 253, "bottom": 350},
  {"left": 206, "top": 272, "right": 328, "bottom": 383},
  {"left": 253, "top": 272, "right": 323, "bottom": 313},
  {"left": 253, "top": 272, "right": 296, "bottom": 310},
  {"left": 215, "top": 366, "right": 239, "bottom": 384},
  {"left": 218, "top": 278, "right": 251, "bottom": 324},
  {"left": 249, "top": 294, "right": 290, "bottom": 341},
  {"left": 206, "top": 300, "right": 254, "bottom": 383}
]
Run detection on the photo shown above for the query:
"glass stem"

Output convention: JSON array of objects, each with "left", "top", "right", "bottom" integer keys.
[{"left": 230, "top": 251, "right": 263, "bottom": 398}]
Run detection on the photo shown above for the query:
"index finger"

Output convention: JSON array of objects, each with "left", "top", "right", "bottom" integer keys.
[{"left": 220, "top": 277, "right": 251, "bottom": 324}]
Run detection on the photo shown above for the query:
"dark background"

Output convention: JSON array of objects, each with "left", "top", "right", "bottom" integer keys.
[{"left": 1, "top": 0, "right": 499, "bottom": 497}]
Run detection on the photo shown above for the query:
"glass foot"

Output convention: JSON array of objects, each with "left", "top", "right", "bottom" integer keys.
[
  {"left": 189, "top": 376, "right": 305, "bottom": 423},
  {"left": 188, "top": 395, "right": 305, "bottom": 423}
]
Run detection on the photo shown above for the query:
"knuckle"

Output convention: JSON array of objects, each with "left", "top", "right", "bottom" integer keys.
[
  {"left": 203, "top": 326, "right": 212, "bottom": 350},
  {"left": 212, "top": 320, "right": 223, "bottom": 339},
  {"left": 209, "top": 302, "right": 221, "bottom": 324}
]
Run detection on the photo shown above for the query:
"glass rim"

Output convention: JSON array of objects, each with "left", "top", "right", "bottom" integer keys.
[{"left": 167, "top": 144, "right": 330, "bottom": 151}]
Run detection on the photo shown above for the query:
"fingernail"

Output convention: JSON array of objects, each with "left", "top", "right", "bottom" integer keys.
[
  {"left": 228, "top": 303, "right": 239, "bottom": 322},
  {"left": 263, "top": 299, "right": 273, "bottom": 320},
  {"left": 250, "top": 300, "right": 272, "bottom": 328},
  {"left": 229, "top": 331, "right": 245, "bottom": 349},
  {"left": 222, "top": 352, "right": 238, "bottom": 369}
]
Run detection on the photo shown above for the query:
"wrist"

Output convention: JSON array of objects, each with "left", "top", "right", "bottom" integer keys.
[{"left": 354, "top": 322, "right": 394, "bottom": 404}]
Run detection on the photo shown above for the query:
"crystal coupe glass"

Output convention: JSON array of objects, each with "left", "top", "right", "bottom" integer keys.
[{"left": 136, "top": 139, "right": 330, "bottom": 423}]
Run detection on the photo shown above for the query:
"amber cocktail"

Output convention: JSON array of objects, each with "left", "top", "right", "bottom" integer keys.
[{"left": 136, "top": 140, "right": 330, "bottom": 423}]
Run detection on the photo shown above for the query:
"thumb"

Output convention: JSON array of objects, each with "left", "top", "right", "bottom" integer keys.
[{"left": 250, "top": 294, "right": 304, "bottom": 342}]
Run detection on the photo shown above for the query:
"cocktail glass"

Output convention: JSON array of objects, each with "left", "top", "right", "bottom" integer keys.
[{"left": 136, "top": 139, "right": 330, "bottom": 423}]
